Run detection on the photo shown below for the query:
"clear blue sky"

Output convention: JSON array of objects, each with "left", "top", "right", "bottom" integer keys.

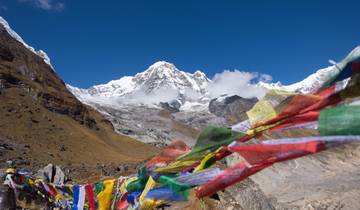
[{"left": 1, "top": 0, "right": 359, "bottom": 88}]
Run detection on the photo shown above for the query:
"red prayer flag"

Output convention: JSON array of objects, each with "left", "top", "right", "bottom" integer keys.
[
  {"left": 229, "top": 140, "right": 326, "bottom": 165},
  {"left": 85, "top": 184, "right": 96, "bottom": 210},
  {"left": 146, "top": 140, "right": 190, "bottom": 168}
]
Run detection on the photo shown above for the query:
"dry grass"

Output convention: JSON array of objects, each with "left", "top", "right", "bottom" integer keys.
[{"left": 0, "top": 88, "right": 159, "bottom": 178}]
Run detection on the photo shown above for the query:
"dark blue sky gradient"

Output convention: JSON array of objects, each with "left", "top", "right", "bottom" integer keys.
[{"left": 1, "top": 0, "right": 359, "bottom": 88}]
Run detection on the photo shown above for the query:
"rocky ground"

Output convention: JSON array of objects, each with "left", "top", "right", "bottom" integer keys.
[{"left": 216, "top": 132, "right": 360, "bottom": 210}]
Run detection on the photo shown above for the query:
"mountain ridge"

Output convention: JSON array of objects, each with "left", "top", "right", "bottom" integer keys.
[{"left": 0, "top": 17, "right": 53, "bottom": 69}]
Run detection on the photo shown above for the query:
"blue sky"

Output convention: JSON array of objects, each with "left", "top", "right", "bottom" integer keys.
[{"left": 0, "top": 0, "right": 359, "bottom": 88}]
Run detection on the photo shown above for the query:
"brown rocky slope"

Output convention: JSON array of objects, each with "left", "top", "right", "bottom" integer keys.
[{"left": 0, "top": 22, "right": 158, "bottom": 179}]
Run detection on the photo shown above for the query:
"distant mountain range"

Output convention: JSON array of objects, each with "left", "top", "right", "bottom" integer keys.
[{"left": 66, "top": 58, "right": 344, "bottom": 110}]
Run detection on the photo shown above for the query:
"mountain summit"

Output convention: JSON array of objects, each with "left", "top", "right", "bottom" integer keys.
[
  {"left": 67, "top": 61, "right": 211, "bottom": 107},
  {"left": 133, "top": 61, "right": 210, "bottom": 94}
]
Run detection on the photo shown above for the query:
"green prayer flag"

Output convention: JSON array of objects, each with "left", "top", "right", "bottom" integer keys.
[
  {"left": 159, "top": 175, "right": 192, "bottom": 192},
  {"left": 319, "top": 105, "right": 360, "bottom": 135},
  {"left": 126, "top": 176, "right": 149, "bottom": 193},
  {"left": 177, "top": 126, "right": 245, "bottom": 161},
  {"left": 95, "top": 182, "right": 104, "bottom": 194}
]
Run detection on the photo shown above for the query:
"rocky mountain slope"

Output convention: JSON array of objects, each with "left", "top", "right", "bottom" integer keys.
[
  {"left": 82, "top": 101, "right": 227, "bottom": 147},
  {"left": 0, "top": 17, "right": 158, "bottom": 179}
]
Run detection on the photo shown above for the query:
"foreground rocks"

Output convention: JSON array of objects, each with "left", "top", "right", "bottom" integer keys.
[
  {"left": 35, "top": 164, "right": 66, "bottom": 185},
  {"left": 0, "top": 185, "right": 16, "bottom": 210},
  {"left": 220, "top": 142, "right": 360, "bottom": 209}
]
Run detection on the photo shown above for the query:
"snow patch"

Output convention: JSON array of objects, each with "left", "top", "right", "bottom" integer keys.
[{"left": 180, "top": 101, "right": 208, "bottom": 112}]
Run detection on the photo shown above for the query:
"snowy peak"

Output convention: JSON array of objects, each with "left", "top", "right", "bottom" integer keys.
[
  {"left": 133, "top": 61, "right": 210, "bottom": 94},
  {"left": 144, "top": 61, "right": 178, "bottom": 79},
  {"left": 68, "top": 61, "right": 211, "bottom": 103},
  {"left": 0, "top": 16, "right": 53, "bottom": 69},
  {"left": 148, "top": 61, "right": 176, "bottom": 70},
  {"left": 134, "top": 61, "right": 180, "bottom": 83},
  {"left": 192, "top": 70, "right": 207, "bottom": 78}
]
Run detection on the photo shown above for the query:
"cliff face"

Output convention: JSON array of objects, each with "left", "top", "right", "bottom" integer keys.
[{"left": 0, "top": 22, "right": 158, "bottom": 178}]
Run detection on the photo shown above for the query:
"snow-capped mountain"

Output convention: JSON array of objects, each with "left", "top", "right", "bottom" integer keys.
[
  {"left": 68, "top": 58, "right": 343, "bottom": 109},
  {"left": 0, "top": 16, "right": 53, "bottom": 69},
  {"left": 257, "top": 46, "right": 360, "bottom": 94},
  {"left": 67, "top": 61, "right": 211, "bottom": 106}
]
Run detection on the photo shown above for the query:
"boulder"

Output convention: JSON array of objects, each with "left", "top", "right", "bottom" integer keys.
[
  {"left": 35, "top": 164, "right": 65, "bottom": 185},
  {"left": 160, "top": 100, "right": 181, "bottom": 113},
  {"left": 0, "top": 185, "right": 16, "bottom": 210}
]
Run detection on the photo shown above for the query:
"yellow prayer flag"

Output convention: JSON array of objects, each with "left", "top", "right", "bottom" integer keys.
[
  {"left": 194, "top": 153, "right": 215, "bottom": 172},
  {"left": 247, "top": 100, "right": 277, "bottom": 127},
  {"left": 97, "top": 179, "right": 115, "bottom": 210},
  {"left": 120, "top": 176, "right": 138, "bottom": 194},
  {"left": 139, "top": 176, "right": 158, "bottom": 210}
]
